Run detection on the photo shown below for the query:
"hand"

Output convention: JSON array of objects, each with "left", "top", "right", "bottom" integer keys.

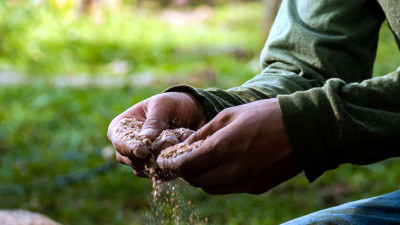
[
  {"left": 157, "top": 98, "right": 302, "bottom": 194},
  {"left": 107, "top": 92, "right": 207, "bottom": 177}
]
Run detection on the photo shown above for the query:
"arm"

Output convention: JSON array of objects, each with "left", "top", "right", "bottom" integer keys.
[
  {"left": 158, "top": 68, "right": 400, "bottom": 193},
  {"left": 166, "top": 0, "right": 386, "bottom": 121},
  {"left": 162, "top": 0, "right": 400, "bottom": 184},
  {"left": 279, "top": 69, "right": 400, "bottom": 181}
]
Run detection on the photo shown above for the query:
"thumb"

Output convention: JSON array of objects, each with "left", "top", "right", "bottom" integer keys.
[
  {"left": 185, "top": 118, "right": 223, "bottom": 144},
  {"left": 185, "top": 109, "right": 233, "bottom": 144},
  {"left": 140, "top": 103, "right": 170, "bottom": 140}
]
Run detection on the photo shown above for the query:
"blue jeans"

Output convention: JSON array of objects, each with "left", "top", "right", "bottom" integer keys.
[{"left": 282, "top": 189, "right": 400, "bottom": 225}]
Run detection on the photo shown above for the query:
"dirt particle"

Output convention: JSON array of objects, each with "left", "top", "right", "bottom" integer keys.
[
  {"left": 159, "top": 140, "right": 204, "bottom": 159},
  {"left": 114, "top": 117, "right": 208, "bottom": 224},
  {"left": 114, "top": 117, "right": 199, "bottom": 178}
]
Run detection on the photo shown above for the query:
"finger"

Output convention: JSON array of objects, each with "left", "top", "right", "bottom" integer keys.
[
  {"left": 115, "top": 151, "right": 147, "bottom": 172},
  {"left": 152, "top": 128, "right": 194, "bottom": 152},
  {"left": 116, "top": 152, "right": 134, "bottom": 167},
  {"left": 112, "top": 138, "right": 150, "bottom": 159},
  {"left": 107, "top": 103, "right": 147, "bottom": 141},
  {"left": 179, "top": 129, "right": 195, "bottom": 142},
  {"left": 157, "top": 129, "right": 227, "bottom": 175},
  {"left": 140, "top": 99, "right": 170, "bottom": 140},
  {"left": 116, "top": 152, "right": 147, "bottom": 178},
  {"left": 185, "top": 110, "right": 232, "bottom": 144},
  {"left": 185, "top": 121, "right": 220, "bottom": 144},
  {"left": 108, "top": 111, "right": 151, "bottom": 159},
  {"left": 152, "top": 135, "right": 180, "bottom": 152}
]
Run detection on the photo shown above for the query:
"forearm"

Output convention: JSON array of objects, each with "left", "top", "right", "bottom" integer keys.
[{"left": 164, "top": 64, "right": 318, "bottom": 121}]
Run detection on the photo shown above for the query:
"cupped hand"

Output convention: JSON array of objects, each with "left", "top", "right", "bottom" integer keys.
[
  {"left": 157, "top": 98, "right": 302, "bottom": 194},
  {"left": 107, "top": 92, "right": 207, "bottom": 177}
]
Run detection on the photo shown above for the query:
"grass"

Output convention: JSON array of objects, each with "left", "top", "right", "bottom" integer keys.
[
  {"left": 0, "top": 1, "right": 399, "bottom": 225},
  {"left": 0, "top": 1, "right": 263, "bottom": 88}
]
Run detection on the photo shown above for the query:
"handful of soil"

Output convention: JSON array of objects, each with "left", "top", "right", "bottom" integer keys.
[
  {"left": 158, "top": 140, "right": 205, "bottom": 159},
  {"left": 114, "top": 118, "right": 207, "bottom": 224},
  {"left": 114, "top": 118, "right": 204, "bottom": 178}
]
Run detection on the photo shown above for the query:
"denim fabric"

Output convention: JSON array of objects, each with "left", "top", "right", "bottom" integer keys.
[{"left": 282, "top": 189, "right": 400, "bottom": 225}]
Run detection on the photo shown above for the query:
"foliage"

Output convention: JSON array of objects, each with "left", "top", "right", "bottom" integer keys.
[{"left": 0, "top": 2, "right": 262, "bottom": 87}]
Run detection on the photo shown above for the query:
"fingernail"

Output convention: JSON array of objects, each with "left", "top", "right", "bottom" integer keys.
[{"left": 139, "top": 128, "right": 154, "bottom": 137}]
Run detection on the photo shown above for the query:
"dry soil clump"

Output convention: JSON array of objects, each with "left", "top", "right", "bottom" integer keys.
[{"left": 114, "top": 117, "right": 204, "bottom": 177}]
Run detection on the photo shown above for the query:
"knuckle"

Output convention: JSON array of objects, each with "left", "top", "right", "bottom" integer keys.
[
  {"left": 144, "top": 117, "right": 161, "bottom": 126},
  {"left": 216, "top": 109, "right": 234, "bottom": 123},
  {"left": 143, "top": 117, "right": 167, "bottom": 131},
  {"left": 221, "top": 107, "right": 234, "bottom": 116},
  {"left": 154, "top": 93, "right": 174, "bottom": 103}
]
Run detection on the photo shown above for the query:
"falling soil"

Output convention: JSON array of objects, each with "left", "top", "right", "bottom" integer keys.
[
  {"left": 114, "top": 118, "right": 207, "bottom": 224},
  {"left": 149, "top": 179, "right": 205, "bottom": 225}
]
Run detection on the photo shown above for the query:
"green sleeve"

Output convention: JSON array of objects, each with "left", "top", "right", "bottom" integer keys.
[
  {"left": 279, "top": 70, "right": 400, "bottom": 181},
  {"left": 166, "top": 0, "right": 385, "bottom": 121},
  {"left": 165, "top": 0, "right": 398, "bottom": 181}
]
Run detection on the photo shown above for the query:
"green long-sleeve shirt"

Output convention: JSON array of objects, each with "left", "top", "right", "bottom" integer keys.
[{"left": 165, "top": 0, "right": 400, "bottom": 182}]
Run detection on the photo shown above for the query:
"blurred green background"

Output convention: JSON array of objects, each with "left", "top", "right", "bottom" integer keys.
[{"left": 0, "top": 0, "right": 399, "bottom": 224}]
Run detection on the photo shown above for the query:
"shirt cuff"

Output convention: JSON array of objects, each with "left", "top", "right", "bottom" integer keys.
[{"left": 163, "top": 84, "right": 219, "bottom": 122}]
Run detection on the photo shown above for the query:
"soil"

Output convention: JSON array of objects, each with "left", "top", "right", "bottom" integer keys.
[
  {"left": 114, "top": 117, "right": 204, "bottom": 179},
  {"left": 159, "top": 140, "right": 205, "bottom": 159},
  {"left": 114, "top": 117, "right": 207, "bottom": 224}
]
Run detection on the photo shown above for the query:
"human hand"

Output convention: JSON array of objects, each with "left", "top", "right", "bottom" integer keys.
[
  {"left": 107, "top": 92, "right": 207, "bottom": 177},
  {"left": 157, "top": 98, "right": 302, "bottom": 194}
]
